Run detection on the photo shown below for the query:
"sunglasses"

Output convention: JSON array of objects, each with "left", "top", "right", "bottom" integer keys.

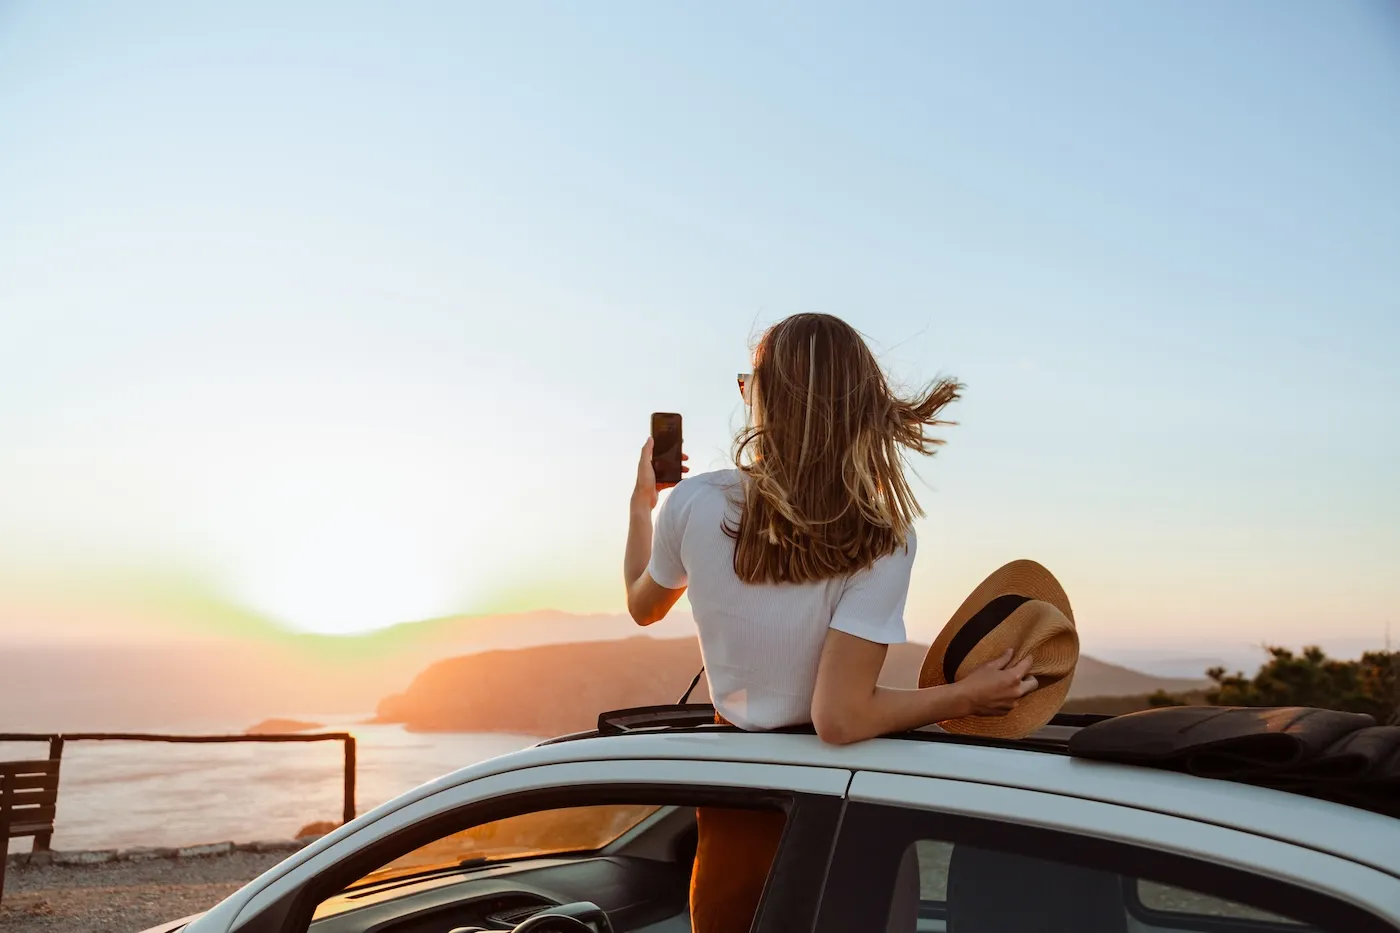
[{"left": 737, "top": 373, "right": 751, "bottom": 403}]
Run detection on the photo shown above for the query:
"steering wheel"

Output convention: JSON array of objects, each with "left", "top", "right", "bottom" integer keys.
[
  {"left": 448, "top": 901, "right": 614, "bottom": 933},
  {"left": 510, "top": 915, "right": 596, "bottom": 933}
]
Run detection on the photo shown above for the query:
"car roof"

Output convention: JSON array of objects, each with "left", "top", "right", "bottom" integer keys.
[
  {"left": 528, "top": 705, "right": 1400, "bottom": 879},
  {"left": 531, "top": 728, "right": 1400, "bottom": 880}
]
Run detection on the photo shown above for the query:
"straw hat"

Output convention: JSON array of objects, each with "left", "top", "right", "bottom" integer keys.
[{"left": 919, "top": 559, "right": 1079, "bottom": 739}]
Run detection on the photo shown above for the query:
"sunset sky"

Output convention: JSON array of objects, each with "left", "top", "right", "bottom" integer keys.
[{"left": 1, "top": 2, "right": 1396, "bottom": 654}]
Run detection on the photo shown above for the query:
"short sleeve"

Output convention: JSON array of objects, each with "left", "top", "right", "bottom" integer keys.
[
  {"left": 828, "top": 531, "right": 916, "bottom": 645},
  {"left": 646, "top": 487, "right": 689, "bottom": 590}
]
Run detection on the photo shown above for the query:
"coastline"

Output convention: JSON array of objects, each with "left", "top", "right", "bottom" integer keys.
[
  {"left": 0, "top": 723, "right": 540, "bottom": 853},
  {"left": 5, "top": 835, "right": 314, "bottom": 870}
]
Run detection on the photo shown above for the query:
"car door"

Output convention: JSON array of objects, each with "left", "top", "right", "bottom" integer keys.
[
  {"left": 184, "top": 757, "right": 851, "bottom": 933},
  {"left": 814, "top": 770, "right": 1400, "bottom": 933}
]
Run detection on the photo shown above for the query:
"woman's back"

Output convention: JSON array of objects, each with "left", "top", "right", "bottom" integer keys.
[
  {"left": 648, "top": 467, "right": 914, "bottom": 731},
  {"left": 620, "top": 312, "right": 1039, "bottom": 933}
]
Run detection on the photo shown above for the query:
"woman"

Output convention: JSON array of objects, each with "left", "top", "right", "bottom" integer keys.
[{"left": 621, "top": 313, "right": 1036, "bottom": 933}]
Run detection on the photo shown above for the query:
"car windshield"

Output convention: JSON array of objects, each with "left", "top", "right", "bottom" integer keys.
[{"left": 346, "top": 804, "right": 662, "bottom": 890}]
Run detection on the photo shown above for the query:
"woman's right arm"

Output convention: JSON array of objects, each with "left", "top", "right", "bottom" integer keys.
[
  {"left": 623, "top": 438, "right": 688, "bottom": 625},
  {"left": 810, "top": 630, "right": 1036, "bottom": 745}
]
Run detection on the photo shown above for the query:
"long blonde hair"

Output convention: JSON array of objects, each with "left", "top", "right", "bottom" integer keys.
[{"left": 726, "top": 313, "right": 962, "bottom": 584}]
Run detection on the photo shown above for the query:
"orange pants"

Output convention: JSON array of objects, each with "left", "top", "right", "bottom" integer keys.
[{"left": 690, "top": 713, "right": 787, "bottom": 933}]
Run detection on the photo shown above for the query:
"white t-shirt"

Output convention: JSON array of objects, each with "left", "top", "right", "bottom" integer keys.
[{"left": 647, "top": 468, "right": 914, "bottom": 731}]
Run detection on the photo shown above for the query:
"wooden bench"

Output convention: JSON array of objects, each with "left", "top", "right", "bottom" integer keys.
[{"left": 1, "top": 745, "right": 62, "bottom": 906}]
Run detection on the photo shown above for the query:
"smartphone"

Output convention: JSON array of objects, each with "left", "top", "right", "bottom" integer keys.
[{"left": 651, "top": 412, "right": 683, "bottom": 485}]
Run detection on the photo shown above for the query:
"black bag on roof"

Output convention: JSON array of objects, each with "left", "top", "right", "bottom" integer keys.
[{"left": 1067, "top": 706, "right": 1400, "bottom": 816}]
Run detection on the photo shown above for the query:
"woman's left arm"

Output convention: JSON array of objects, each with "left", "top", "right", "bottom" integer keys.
[
  {"left": 624, "top": 438, "right": 687, "bottom": 625},
  {"left": 812, "top": 632, "right": 1036, "bottom": 744}
]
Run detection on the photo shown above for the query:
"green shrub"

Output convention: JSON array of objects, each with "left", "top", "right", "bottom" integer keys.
[{"left": 1206, "top": 646, "right": 1400, "bottom": 724}]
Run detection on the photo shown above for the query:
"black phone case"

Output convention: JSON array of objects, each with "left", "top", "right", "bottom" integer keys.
[{"left": 651, "top": 414, "right": 683, "bottom": 484}]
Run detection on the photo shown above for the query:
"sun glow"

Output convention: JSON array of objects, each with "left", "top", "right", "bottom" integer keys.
[{"left": 207, "top": 441, "right": 522, "bottom": 636}]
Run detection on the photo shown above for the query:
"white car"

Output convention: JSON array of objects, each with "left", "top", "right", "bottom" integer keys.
[{"left": 145, "top": 706, "right": 1400, "bottom": 933}]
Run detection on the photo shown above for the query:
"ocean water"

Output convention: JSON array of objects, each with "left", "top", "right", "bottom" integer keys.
[{"left": 0, "top": 716, "right": 541, "bottom": 853}]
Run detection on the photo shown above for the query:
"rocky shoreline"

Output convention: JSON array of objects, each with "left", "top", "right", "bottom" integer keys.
[{"left": 5, "top": 835, "right": 316, "bottom": 869}]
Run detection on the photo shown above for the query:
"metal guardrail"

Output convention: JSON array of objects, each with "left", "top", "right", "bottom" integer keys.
[{"left": 0, "top": 730, "right": 358, "bottom": 842}]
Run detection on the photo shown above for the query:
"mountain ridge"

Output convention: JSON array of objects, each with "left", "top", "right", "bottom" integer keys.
[
  {"left": 0, "top": 609, "right": 1205, "bottom": 733},
  {"left": 372, "top": 636, "right": 1209, "bottom": 735}
]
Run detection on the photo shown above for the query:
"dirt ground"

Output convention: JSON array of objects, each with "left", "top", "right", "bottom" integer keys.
[{"left": 0, "top": 850, "right": 284, "bottom": 933}]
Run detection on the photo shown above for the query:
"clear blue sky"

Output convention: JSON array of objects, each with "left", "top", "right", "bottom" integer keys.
[{"left": 1, "top": 1, "right": 1396, "bottom": 652}]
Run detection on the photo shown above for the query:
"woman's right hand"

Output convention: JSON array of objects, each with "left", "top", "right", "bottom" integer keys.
[
  {"left": 632, "top": 438, "right": 688, "bottom": 511},
  {"left": 954, "top": 650, "right": 1039, "bottom": 717}
]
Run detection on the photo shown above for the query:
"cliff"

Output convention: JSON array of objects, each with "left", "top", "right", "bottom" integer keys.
[{"left": 374, "top": 636, "right": 712, "bottom": 735}]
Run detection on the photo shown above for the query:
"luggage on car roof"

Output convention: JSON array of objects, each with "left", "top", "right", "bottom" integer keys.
[{"left": 1067, "top": 706, "right": 1400, "bottom": 817}]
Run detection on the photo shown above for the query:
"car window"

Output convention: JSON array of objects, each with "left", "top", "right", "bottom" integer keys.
[
  {"left": 305, "top": 795, "right": 815, "bottom": 932},
  {"left": 353, "top": 804, "right": 660, "bottom": 887},
  {"left": 1136, "top": 879, "right": 1302, "bottom": 925},
  {"left": 910, "top": 841, "right": 1309, "bottom": 930},
  {"left": 818, "top": 802, "right": 1389, "bottom": 933},
  {"left": 315, "top": 804, "right": 661, "bottom": 920}
]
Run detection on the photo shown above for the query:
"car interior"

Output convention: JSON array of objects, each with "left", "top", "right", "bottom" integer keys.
[
  {"left": 308, "top": 803, "right": 703, "bottom": 933},
  {"left": 304, "top": 802, "right": 1323, "bottom": 933}
]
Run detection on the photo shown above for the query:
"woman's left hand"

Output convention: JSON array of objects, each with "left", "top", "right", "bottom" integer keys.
[{"left": 633, "top": 438, "right": 688, "bottom": 510}]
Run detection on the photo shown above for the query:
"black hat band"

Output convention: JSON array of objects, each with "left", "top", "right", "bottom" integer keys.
[{"left": 943, "top": 594, "right": 1032, "bottom": 684}]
